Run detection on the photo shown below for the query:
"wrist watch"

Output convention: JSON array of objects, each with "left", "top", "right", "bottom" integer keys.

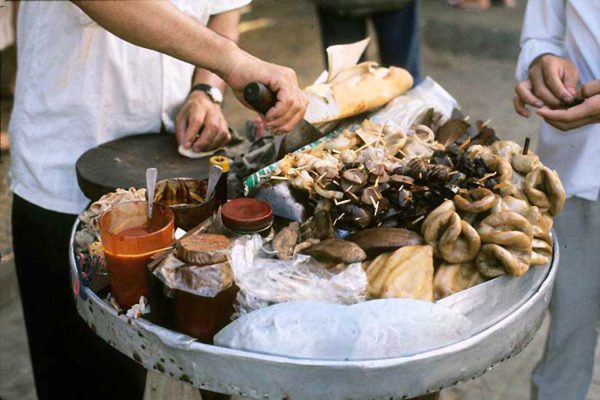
[{"left": 190, "top": 83, "right": 223, "bottom": 105}]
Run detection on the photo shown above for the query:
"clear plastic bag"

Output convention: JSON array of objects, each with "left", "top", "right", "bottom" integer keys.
[{"left": 229, "top": 235, "right": 368, "bottom": 316}]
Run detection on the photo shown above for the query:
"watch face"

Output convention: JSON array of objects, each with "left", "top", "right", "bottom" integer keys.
[{"left": 210, "top": 88, "right": 223, "bottom": 104}]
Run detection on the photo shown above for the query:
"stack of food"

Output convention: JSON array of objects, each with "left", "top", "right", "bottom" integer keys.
[{"left": 266, "top": 117, "right": 565, "bottom": 301}]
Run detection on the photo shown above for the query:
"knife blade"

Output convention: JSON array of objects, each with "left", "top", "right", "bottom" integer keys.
[{"left": 243, "top": 82, "right": 324, "bottom": 159}]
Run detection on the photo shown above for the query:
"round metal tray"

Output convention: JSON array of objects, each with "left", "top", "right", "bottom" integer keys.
[{"left": 69, "top": 219, "right": 558, "bottom": 399}]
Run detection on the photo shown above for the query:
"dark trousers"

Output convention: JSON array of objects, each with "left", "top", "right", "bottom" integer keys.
[
  {"left": 12, "top": 195, "right": 146, "bottom": 400},
  {"left": 316, "top": 1, "right": 422, "bottom": 84}
]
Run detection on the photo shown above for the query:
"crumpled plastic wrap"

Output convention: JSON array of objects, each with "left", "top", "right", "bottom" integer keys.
[
  {"left": 230, "top": 235, "right": 368, "bottom": 315},
  {"left": 214, "top": 299, "right": 473, "bottom": 360},
  {"left": 152, "top": 252, "right": 233, "bottom": 298},
  {"left": 370, "top": 77, "right": 458, "bottom": 132},
  {"left": 75, "top": 188, "right": 147, "bottom": 253}
]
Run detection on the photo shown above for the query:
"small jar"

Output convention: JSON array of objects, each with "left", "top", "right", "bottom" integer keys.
[{"left": 220, "top": 198, "right": 273, "bottom": 238}]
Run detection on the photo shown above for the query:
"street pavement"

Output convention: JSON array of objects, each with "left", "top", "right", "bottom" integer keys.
[{"left": 1, "top": 1, "right": 599, "bottom": 399}]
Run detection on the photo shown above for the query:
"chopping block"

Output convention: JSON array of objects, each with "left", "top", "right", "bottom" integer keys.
[{"left": 76, "top": 133, "right": 223, "bottom": 202}]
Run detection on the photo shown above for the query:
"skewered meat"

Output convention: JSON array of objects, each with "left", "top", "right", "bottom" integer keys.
[{"left": 421, "top": 200, "right": 481, "bottom": 263}]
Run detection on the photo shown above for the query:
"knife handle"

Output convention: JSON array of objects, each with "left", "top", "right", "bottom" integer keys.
[{"left": 243, "top": 82, "right": 277, "bottom": 115}]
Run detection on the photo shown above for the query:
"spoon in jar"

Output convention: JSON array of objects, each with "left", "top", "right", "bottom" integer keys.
[
  {"left": 205, "top": 164, "right": 223, "bottom": 202},
  {"left": 146, "top": 167, "right": 158, "bottom": 222}
]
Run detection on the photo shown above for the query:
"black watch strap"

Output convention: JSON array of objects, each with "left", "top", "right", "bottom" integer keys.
[{"left": 191, "top": 83, "right": 213, "bottom": 95}]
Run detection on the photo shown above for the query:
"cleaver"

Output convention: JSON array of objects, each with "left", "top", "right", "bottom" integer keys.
[{"left": 243, "top": 82, "right": 324, "bottom": 160}]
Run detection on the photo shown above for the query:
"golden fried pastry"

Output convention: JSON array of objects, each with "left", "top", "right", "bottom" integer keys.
[
  {"left": 366, "top": 245, "right": 434, "bottom": 301},
  {"left": 524, "top": 166, "right": 566, "bottom": 216},
  {"left": 489, "top": 140, "right": 522, "bottom": 160},
  {"left": 481, "top": 153, "right": 513, "bottom": 182},
  {"left": 433, "top": 261, "right": 486, "bottom": 300},
  {"left": 422, "top": 200, "right": 481, "bottom": 263},
  {"left": 503, "top": 197, "right": 553, "bottom": 265},
  {"left": 476, "top": 211, "right": 533, "bottom": 277},
  {"left": 453, "top": 188, "right": 496, "bottom": 214}
]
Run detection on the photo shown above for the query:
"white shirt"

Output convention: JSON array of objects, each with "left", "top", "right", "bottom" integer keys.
[
  {"left": 516, "top": 0, "right": 600, "bottom": 201},
  {"left": 8, "top": 0, "right": 250, "bottom": 214}
]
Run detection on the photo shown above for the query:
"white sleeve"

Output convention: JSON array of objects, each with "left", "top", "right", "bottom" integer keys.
[
  {"left": 210, "top": 0, "right": 251, "bottom": 16},
  {"left": 515, "top": 0, "right": 567, "bottom": 81}
]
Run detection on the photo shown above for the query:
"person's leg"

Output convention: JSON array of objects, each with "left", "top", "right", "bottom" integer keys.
[
  {"left": 371, "top": 1, "right": 422, "bottom": 84},
  {"left": 316, "top": 7, "right": 368, "bottom": 66},
  {"left": 531, "top": 197, "right": 600, "bottom": 400},
  {"left": 12, "top": 195, "right": 146, "bottom": 400}
]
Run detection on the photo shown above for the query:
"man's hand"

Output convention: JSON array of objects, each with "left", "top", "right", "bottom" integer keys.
[
  {"left": 514, "top": 54, "right": 580, "bottom": 117},
  {"left": 175, "top": 91, "right": 231, "bottom": 152},
  {"left": 224, "top": 52, "right": 307, "bottom": 135},
  {"left": 536, "top": 80, "right": 600, "bottom": 131}
]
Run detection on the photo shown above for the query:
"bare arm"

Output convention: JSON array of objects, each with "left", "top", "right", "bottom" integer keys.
[
  {"left": 72, "top": 1, "right": 307, "bottom": 133},
  {"left": 192, "top": 10, "right": 241, "bottom": 95}
]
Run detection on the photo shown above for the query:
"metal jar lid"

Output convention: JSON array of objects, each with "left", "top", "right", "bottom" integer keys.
[{"left": 221, "top": 198, "right": 273, "bottom": 232}]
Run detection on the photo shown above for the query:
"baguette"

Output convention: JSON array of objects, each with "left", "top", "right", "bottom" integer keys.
[{"left": 305, "top": 62, "right": 414, "bottom": 124}]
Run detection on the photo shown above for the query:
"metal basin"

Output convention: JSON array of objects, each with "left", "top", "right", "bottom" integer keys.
[{"left": 69, "top": 218, "right": 558, "bottom": 399}]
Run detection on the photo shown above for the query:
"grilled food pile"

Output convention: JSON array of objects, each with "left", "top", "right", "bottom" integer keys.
[{"left": 268, "top": 117, "right": 566, "bottom": 301}]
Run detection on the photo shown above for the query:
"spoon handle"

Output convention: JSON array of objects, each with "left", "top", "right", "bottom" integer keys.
[
  {"left": 146, "top": 168, "right": 158, "bottom": 220},
  {"left": 206, "top": 164, "right": 223, "bottom": 202}
]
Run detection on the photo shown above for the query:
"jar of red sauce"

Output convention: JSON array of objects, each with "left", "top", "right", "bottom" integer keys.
[
  {"left": 220, "top": 198, "right": 273, "bottom": 237},
  {"left": 99, "top": 201, "right": 174, "bottom": 310}
]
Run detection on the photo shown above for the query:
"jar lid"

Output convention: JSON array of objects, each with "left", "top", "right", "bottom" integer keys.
[{"left": 221, "top": 198, "right": 273, "bottom": 232}]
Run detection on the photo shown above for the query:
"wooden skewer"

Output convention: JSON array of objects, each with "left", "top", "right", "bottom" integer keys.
[
  {"left": 523, "top": 137, "right": 531, "bottom": 155},
  {"left": 412, "top": 215, "right": 425, "bottom": 224},
  {"left": 270, "top": 175, "right": 289, "bottom": 180},
  {"left": 481, "top": 119, "right": 491, "bottom": 129}
]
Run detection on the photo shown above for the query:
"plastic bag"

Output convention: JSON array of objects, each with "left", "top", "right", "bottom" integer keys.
[
  {"left": 215, "top": 299, "right": 473, "bottom": 360},
  {"left": 370, "top": 77, "right": 459, "bottom": 132},
  {"left": 229, "top": 235, "right": 367, "bottom": 315},
  {"left": 153, "top": 252, "right": 233, "bottom": 298}
]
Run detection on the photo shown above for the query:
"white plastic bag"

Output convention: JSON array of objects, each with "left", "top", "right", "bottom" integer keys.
[
  {"left": 215, "top": 299, "right": 473, "bottom": 360},
  {"left": 229, "top": 235, "right": 368, "bottom": 315}
]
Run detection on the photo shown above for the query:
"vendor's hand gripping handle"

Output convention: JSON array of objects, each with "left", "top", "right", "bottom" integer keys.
[{"left": 244, "top": 82, "right": 277, "bottom": 115}]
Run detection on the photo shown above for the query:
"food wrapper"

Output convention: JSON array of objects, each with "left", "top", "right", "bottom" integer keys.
[
  {"left": 230, "top": 235, "right": 367, "bottom": 315},
  {"left": 214, "top": 299, "right": 473, "bottom": 360},
  {"left": 152, "top": 252, "right": 233, "bottom": 298}
]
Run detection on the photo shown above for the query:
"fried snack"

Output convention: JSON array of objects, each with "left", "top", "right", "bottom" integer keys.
[
  {"left": 302, "top": 239, "right": 367, "bottom": 264},
  {"left": 347, "top": 227, "right": 423, "bottom": 258},
  {"left": 503, "top": 196, "right": 553, "bottom": 265},
  {"left": 366, "top": 245, "right": 434, "bottom": 301},
  {"left": 511, "top": 153, "right": 541, "bottom": 174},
  {"left": 453, "top": 188, "right": 496, "bottom": 214},
  {"left": 272, "top": 222, "right": 300, "bottom": 260},
  {"left": 489, "top": 140, "right": 522, "bottom": 160},
  {"left": 476, "top": 211, "right": 533, "bottom": 277},
  {"left": 422, "top": 200, "right": 481, "bottom": 263},
  {"left": 481, "top": 153, "right": 513, "bottom": 183},
  {"left": 433, "top": 261, "right": 486, "bottom": 300},
  {"left": 524, "top": 166, "right": 566, "bottom": 216}
]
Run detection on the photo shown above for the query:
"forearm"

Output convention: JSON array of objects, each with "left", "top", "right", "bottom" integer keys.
[
  {"left": 71, "top": 1, "right": 244, "bottom": 80},
  {"left": 192, "top": 10, "right": 242, "bottom": 95}
]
